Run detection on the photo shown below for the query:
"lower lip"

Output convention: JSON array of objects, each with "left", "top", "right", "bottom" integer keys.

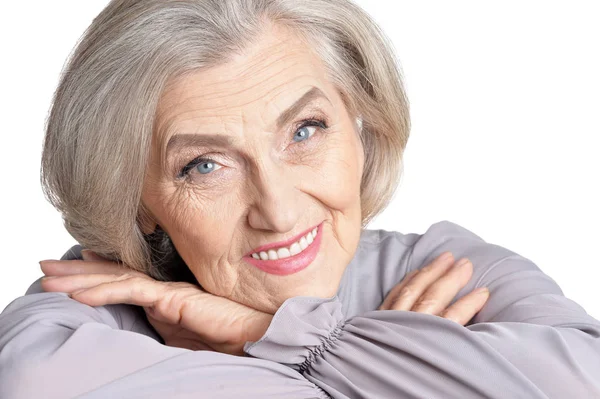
[{"left": 243, "top": 223, "right": 323, "bottom": 276}]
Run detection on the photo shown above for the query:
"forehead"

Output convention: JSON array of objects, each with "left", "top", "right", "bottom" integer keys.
[{"left": 154, "top": 24, "right": 331, "bottom": 151}]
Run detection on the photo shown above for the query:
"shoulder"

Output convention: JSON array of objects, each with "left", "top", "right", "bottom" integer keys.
[
  {"left": 341, "top": 220, "right": 514, "bottom": 316},
  {"left": 404, "top": 219, "right": 521, "bottom": 275},
  {"left": 356, "top": 220, "right": 485, "bottom": 268},
  {"left": 370, "top": 219, "right": 527, "bottom": 289},
  {"left": 358, "top": 219, "right": 481, "bottom": 250}
]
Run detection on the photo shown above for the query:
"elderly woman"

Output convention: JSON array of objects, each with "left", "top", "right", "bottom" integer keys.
[{"left": 1, "top": 0, "right": 599, "bottom": 398}]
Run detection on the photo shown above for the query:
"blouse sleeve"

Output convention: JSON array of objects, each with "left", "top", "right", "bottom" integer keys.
[
  {"left": 244, "top": 221, "right": 600, "bottom": 399},
  {"left": 0, "top": 248, "right": 329, "bottom": 399}
]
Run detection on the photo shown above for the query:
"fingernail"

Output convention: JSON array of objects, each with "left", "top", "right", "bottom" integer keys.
[
  {"left": 455, "top": 258, "right": 470, "bottom": 268},
  {"left": 474, "top": 287, "right": 489, "bottom": 295}
]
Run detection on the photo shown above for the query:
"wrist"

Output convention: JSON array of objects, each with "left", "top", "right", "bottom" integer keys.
[{"left": 244, "top": 312, "right": 273, "bottom": 343}]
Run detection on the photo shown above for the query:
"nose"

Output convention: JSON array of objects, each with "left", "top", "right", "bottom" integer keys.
[{"left": 246, "top": 159, "right": 301, "bottom": 233}]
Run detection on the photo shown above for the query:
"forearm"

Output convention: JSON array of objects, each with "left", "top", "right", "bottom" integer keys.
[
  {"left": 0, "top": 290, "right": 326, "bottom": 399},
  {"left": 245, "top": 295, "right": 600, "bottom": 399}
]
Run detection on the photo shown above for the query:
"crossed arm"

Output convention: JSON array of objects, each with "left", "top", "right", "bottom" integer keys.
[{"left": 1, "top": 221, "right": 599, "bottom": 398}]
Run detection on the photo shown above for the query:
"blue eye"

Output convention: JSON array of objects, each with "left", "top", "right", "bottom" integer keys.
[
  {"left": 179, "top": 157, "right": 222, "bottom": 178},
  {"left": 178, "top": 117, "right": 328, "bottom": 179},
  {"left": 196, "top": 161, "right": 220, "bottom": 174},
  {"left": 292, "top": 118, "right": 328, "bottom": 143},
  {"left": 293, "top": 125, "right": 316, "bottom": 142}
]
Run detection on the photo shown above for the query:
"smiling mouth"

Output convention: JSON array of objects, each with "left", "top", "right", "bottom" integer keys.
[
  {"left": 248, "top": 227, "right": 318, "bottom": 260},
  {"left": 243, "top": 222, "right": 323, "bottom": 276},
  {"left": 245, "top": 222, "right": 321, "bottom": 258}
]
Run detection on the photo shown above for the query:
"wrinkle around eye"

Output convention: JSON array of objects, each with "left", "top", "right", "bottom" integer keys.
[
  {"left": 169, "top": 119, "right": 338, "bottom": 184},
  {"left": 170, "top": 150, "right": 239, "bottom": 181}
]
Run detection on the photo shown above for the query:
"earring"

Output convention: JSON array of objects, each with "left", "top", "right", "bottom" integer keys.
[{"left": 356, "top": 116, "right": 363, "bottom": 131}]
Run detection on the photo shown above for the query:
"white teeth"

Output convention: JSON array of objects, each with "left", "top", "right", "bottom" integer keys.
[
  {"left": 251, "top": 226, "right": 320, "bottom": 260},
  {"left": 290, "top": 242, "right": 302, "bottom": 256},
  {"left": 277, "top": 247, "right": 291, "bottom": 258},
  {"left": 299, "top": 237, "right": 308, "bottom": 250}
]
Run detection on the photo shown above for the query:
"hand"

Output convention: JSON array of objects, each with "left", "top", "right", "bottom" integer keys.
[
  {"left": 378, "top": 251, "right": 490, "bottom": 326},
  {"left": 39, "top": 250, "right": 273, "bottom": 356}
]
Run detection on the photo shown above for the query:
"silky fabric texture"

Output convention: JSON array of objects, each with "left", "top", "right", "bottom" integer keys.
[{"left": 1, "top": 220, "right": 599, "bottom": 398}]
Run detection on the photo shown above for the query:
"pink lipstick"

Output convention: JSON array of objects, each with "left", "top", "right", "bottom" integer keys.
[{"left": 243, "top": 222, "right": 323, "bottom": 276}]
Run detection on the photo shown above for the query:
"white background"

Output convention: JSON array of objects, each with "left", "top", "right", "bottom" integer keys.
[{"left": 1, "top": 1, "right": 598, "bottom": 319}]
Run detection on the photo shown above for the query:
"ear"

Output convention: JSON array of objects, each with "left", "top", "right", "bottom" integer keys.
[
  {"left": 140, "top": 220, "right": 158, "bottom": 235},
  {"left": 137, "top": 204, "right": 158, "bottom": 235}
]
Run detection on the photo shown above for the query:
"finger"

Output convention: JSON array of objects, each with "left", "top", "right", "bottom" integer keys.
[
  {"left": 40, "top": 259, "right": 145, "bottom": 278},
  {"left": 380, "top": 252, "right": 456, "bottom": 310},
  {"left": 382, "top": 252, "right": 455, "bottom": 311},
  {"left": 388, "top": 252, "right": 457, "bottom": 311},
  {"left": 409, "top": 258, "right": 473, "bottom": 315},
  {"left": 40, "top": 273, "right": 134, "bottom": 294},
  {"left": 68, "top": 276, "right": 166, "bottom": 308},
  {"left": 378, "top": 269, "right": 419, "bottom": 310},
  {"left": 440, "top": 287, "right": 490, "bottom": 325}
]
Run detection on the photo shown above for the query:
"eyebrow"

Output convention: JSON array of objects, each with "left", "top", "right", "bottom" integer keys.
[{"left": 165, "top": 86, "right": 330, "bottom": 156}]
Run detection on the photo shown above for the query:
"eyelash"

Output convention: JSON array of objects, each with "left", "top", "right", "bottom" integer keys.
[{"left": 177, "top": 116, "right": 329, "bottom": 179}]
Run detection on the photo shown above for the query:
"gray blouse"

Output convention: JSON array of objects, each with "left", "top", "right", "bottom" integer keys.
[{"left": 1, "top": 220, "right": 599, "bottom": 398}]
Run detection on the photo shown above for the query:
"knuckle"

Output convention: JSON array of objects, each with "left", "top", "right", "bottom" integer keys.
[
  {"left": 397, "top": 285, "right": 417, "bottom": 301},
  {"left": 413, "top": 296, "right": 438, "bottom": 310}
]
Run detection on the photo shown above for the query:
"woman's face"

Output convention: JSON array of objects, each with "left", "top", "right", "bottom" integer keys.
[{"left": 142, "top": 24, "right": 365, "bottom": 314}]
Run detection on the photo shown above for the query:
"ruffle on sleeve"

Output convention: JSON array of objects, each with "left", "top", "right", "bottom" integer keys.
[{"left": 244, "top": 295, "right": 346, "bottom": 371}]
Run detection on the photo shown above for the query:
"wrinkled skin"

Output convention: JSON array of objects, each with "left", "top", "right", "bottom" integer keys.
[
  {"left": 139, "top": 22, "right": 365, "bottom": 314},
  {"left": 40, "top": 23, "right": 490, "bottom": 356}
]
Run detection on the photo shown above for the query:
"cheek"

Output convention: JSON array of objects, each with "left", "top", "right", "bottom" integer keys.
[
  {"left": 156, "top": 187, "right": 243, "bottom": 263},
  {"left": 159, "top": 189, "right": 245, "bottom": 294},
  {"left": 305, "top": 134, "right": 363, "bottom": 209}
]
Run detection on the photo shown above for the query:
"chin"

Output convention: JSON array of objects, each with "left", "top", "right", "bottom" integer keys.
[
  {"left": 237, "top": 220, "right": 357, "bottom": 314},
  {"left": 262, "top": 249, "right": 344, "bottom": 313}
]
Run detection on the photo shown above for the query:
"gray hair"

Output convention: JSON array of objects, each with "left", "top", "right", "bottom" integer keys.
[{"left": 41, "top": 0, "right": 410, "bottom": 282}]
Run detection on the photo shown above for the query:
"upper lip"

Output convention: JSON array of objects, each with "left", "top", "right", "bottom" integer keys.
[{"left": 245, "top": 222, "right": 320, "bottom": 256}]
